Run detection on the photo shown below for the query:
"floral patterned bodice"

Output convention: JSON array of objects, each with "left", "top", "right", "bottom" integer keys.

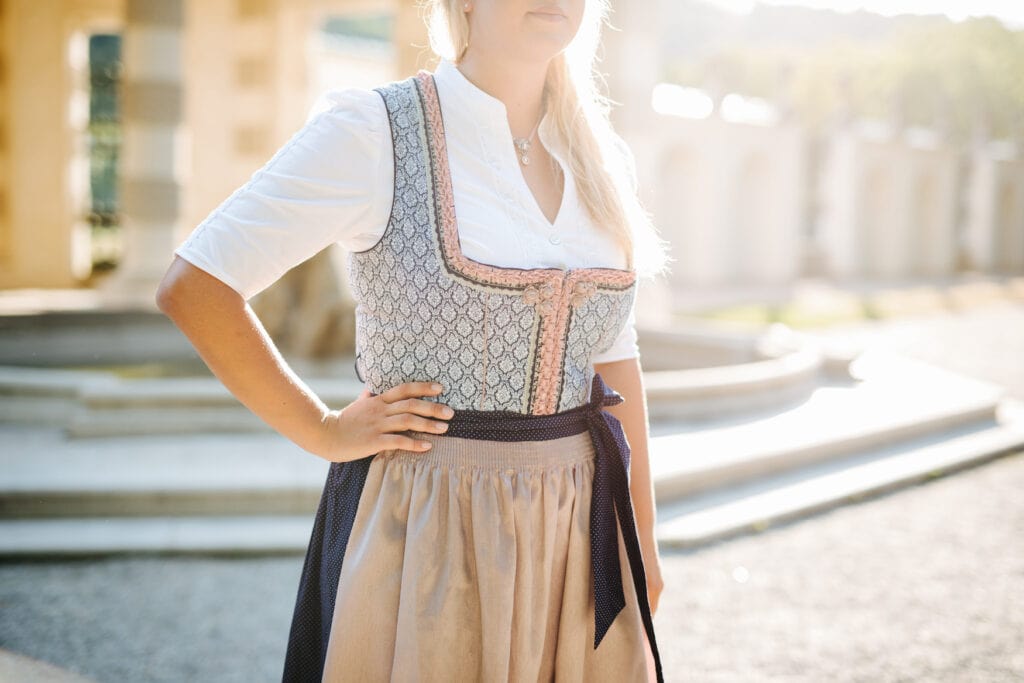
[{"left": 348, "top": 70, "right": 637, "bottom": 415}]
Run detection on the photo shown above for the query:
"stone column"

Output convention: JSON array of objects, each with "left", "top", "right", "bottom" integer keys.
[
  {"left": 0, "top": 0, "right": 85, "bottom": 290},
  {"left": 394, "top": 0, "right": 426, "bottom": 74},
  {"left": 99, "top": 0, "right": 184, "bottom": 309},
  {"left": 602, "top": 0, "right": 658, "bottom": 134},
  {"left": 0, "top": 0, "right": 10, "bottom": 272}
]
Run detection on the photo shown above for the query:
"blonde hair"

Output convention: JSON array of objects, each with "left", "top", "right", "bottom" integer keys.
[{"left": 419, "top": 0, "right": 671, "bottom": 280}]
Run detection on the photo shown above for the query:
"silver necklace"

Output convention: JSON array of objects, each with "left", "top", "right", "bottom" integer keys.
[{"left": 512, "top": 114, "right": 544, "bottom": 166}]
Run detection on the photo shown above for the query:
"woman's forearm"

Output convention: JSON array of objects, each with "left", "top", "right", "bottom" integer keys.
[
  {"left": 594, "top": 357, "right": 659, "bottom": 548},
  {"left": 156, "top": 257, "right": 330, "bottom": 456}
]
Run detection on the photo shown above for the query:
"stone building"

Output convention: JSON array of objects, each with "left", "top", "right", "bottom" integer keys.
[
  {"left": 817, "top": 123, "right": 962, "bottom": 280},
  {"left": 0, "top": 0, "right": 1020, "bottom": 326},
  {"left": 965, "top": 139, "right": 1024, "bottom": 274},
  {"left": 0, "top": 0, "right": 425, "bottom": 307}
]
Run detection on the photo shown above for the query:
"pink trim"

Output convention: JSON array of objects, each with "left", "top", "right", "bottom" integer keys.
[
  {"left": 414, "top": 70, "right": 636, "bottom": 414},
  {"left": 534, "top": 270, "right": 600, "bottom": 414}
]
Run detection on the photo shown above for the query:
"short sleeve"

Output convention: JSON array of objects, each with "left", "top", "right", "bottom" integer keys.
[
  {"left": 173, "top": 86, "right": 393, "bottom": 301},
  {"left": 591, "top": 297, "right": 640, "bottom": 364}
]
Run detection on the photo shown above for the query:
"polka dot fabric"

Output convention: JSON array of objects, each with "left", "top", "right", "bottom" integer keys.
[{"left": 280, "top": 455, "right": 373, "bottom": 681}]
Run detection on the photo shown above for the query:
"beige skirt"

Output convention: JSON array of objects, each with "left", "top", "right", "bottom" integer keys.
[{"left": 320, "top": 429, "right": 657, "bottom": 682}]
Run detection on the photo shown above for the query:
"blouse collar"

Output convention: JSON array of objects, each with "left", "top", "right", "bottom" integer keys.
[{"left": 432, "top": 56, "right": 561, "bottom": 158}]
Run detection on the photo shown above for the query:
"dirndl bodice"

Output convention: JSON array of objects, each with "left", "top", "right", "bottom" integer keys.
[{"left": 348, "top": 70, "right": 638, "bottom": 416}]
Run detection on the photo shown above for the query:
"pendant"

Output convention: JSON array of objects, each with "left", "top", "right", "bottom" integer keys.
[{"left": 514, "top": 137, "right": 531, "bottom": 166}]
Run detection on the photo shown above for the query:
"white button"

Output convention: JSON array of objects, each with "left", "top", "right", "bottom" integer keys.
[{"left": 549, "top": 234, "right": 561, "bottom": 245}]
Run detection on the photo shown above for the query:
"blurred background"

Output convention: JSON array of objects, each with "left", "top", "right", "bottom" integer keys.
[{"left": 0, "top": 1, "right": 1022, "bottom": 681}]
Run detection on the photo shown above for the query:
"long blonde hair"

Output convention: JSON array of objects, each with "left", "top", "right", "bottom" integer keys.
[{"left": 419, "top": 0, "right": 671, "bottom": 280}]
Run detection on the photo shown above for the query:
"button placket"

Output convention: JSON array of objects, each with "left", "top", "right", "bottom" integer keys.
[
  {"left": 522, "top": 281, "right": 559, "bottom": 316},
  {"left": 480, "top": 128, "right": 529, "bottom": 256},
  {"left": 570, "top": 280, "right": 597, "bottom": 307}
]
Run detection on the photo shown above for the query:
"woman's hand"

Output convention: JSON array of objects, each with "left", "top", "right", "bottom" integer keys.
[
  {"left": 316, "top": 381, "right": 454, "bottom": 463},
  {"left": 640, "top": 535, "right": 665, "bottom": 614},
  {"left": 644, "top": 548, "right": 665, "bottom": 614}
]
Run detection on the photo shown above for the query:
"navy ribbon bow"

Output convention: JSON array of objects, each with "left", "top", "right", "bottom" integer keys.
[{"left": 584, "top": 373, "right": 664, "bottom": 683}]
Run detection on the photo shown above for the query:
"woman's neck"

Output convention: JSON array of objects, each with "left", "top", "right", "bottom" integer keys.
[{"left": 454, "top": 53, "right": 549, "bottom": 139}]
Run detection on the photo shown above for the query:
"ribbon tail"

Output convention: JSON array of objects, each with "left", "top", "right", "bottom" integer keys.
[
  {"left": 602, "top": 413, "right": 665, "bottom": 683},
  {"left": 587, "top": 371, "right": 665, "bottom": 682},
  {"left": 590, "top": 425, "right": 626, "bottom": 648}
]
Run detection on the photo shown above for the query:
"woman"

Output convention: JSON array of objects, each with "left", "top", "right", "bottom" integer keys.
[{"left": 156, "top": 0, "right": 671, "bottom": 680}]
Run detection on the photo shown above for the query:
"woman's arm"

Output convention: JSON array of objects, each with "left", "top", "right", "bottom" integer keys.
[
  {"left": 157, "top": 257, "right": 452, "bottom": 462},
  {"left": 156, "top": 256, "right": 333, "bottom": 456},
  {"left": 593, "top": 356, "right": 665, "bottom": 613}
]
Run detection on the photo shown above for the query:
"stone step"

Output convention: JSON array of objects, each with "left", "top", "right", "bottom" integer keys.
[
  {"left": 1, "top": 350, "right": 1011, "bottom": 520},
  {"left": 655, "top": 411, "right": 1024, "bottom": 550},
  {"left": 0, "top": 363, "right": 365, "bottom": 436},
  {"left": 3, "top": 418, "right": 1021, "bottom": 558},
  {"left": 0, "top": 327, "right": 846, "bottom": 436},
  {"left": 3, "top": 349, "right": 1021, "bottom": 555},
  {"left": 0, "top": 515, "right": 315, "bottom": 558},
  {"left": 649, "top": 347, "right": 1007, "bottom": 500},
  {"left": 0, "top": 428, "right": 329, "bottom": 518}
]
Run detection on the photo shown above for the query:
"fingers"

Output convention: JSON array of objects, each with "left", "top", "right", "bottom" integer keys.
[
  {"left": 377, "top": 382, "right": 453, "bottom": 422},
  {"left": 646, "top": 574, "right": 664, "bottom": 614},
  {"left": 380, "top": 381, "right": 443, "bottom": 404},
  {"left": 385, "top": 396, "right": 454, "bottom": 421},
  {"left": 382, "top": 412, "right": 451, "bottom": 436},
  {"left": 361, "top": 382, "right": 454, "bottom": 455},
  {"left": 375, "top": 432, "right": 437, "bottom": 453}
]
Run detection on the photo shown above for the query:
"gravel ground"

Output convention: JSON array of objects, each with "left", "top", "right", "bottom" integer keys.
[
  {"left": 2, "top": 300, "right": 1022, "bottom": 682},
  {"left": 653, "top": 448, "right": 1024, "bottom": 682},
  {"left": 0, "top": 554, "right": 301, "bottom": 683}
]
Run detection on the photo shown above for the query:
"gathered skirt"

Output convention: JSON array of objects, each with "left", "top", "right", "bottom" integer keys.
[{"left": 282, "top": 428, "right": 657, "bottom": 682}]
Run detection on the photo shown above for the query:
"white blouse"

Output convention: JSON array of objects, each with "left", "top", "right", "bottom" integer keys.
[{"left": 173, "top": 56, "right": 639, "bottom": 364}]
